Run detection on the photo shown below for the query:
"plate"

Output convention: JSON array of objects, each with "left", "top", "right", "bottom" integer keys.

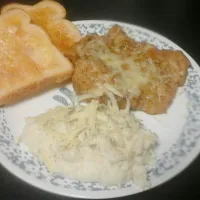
[{"left": 0, "top": 20, "right": 200, "bottom": 199}]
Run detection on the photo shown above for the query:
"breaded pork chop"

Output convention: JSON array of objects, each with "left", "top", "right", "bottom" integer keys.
[{"left": 66, "top": 25, "right": 190, "bottom": 114}]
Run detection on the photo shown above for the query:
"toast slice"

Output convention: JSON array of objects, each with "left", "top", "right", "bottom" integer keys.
[
  {"left": 0, "top": 9, "right": 73, "bottom": 106},
  {"left": 1, "top": 0, "right": 81, "bottom": 55}
]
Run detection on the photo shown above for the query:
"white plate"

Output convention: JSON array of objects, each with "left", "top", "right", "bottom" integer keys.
[{"left": 0, "top": 20, "right": 200, "bottom": 199}]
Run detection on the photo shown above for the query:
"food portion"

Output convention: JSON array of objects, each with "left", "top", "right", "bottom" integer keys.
[
  {"left": 19, "top": 99, "right": 157, "bottom": 188},
  {"left": 1, "top": 0, "right": 81, "bottom": 54},
  {"left": 0, "top": 1, "right": 190, "bottom": 112},
  {"left": 0, "top": 0, "right": 191, "bottom": 190},
  {"left": 0, "top": 8, "right": 73, "bottom": 105},
  {"left": 66, "top": 25, "right": 190, "bottom": 114}
]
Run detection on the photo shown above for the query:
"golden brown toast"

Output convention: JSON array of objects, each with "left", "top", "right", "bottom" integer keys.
[
  {"left": 0, "top": 9, "right": 73, "bottom": 106},
  {"left": 1, "top": 0, "right": 81, "bottom": 54}
]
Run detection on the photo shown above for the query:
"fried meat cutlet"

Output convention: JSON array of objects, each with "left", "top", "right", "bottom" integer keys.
[{"left": 66, "top": 25, "right": 190, "bottom": 114}]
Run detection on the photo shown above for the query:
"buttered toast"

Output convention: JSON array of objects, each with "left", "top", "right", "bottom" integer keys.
[
  {"left": 0, "top": 9, "right": 73, "bottom": 106},
  {"left": 1, "top": 0, "right": 81, "bottom": 55}
]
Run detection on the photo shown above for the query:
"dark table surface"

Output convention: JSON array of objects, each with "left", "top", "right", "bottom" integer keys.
[{"left": 0, "top": 0, "right": 200, "bottom": 199}]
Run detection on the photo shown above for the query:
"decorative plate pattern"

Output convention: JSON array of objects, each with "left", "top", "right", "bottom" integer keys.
[{"left": 0, "top": 20, "right": 200, "bottom": 199}]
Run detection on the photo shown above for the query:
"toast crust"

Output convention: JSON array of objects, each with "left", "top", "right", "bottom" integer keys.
[
  {"left": 1, "top": 0, "right": 81, "bottom": 53},
  {"left": 0, "top": 70, "right": 72, "bottom": 105}
]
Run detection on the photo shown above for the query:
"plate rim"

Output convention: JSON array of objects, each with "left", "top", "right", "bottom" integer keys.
[{"left": 0, "top": 19, "right": 200, "bottom": 199}]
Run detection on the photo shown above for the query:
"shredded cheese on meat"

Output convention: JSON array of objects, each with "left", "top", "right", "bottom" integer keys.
[{"left": 82, "top": 39, "right": 152, "bottom": 98}]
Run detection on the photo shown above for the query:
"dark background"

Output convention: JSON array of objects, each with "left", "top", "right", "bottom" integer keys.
[{"left": 0, "top": 0, "right": 200, "bottom": 199}]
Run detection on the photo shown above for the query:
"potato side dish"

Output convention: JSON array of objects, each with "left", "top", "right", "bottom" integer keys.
[{"left": 19, "top": 100, "right": 157, "bottom": 188}]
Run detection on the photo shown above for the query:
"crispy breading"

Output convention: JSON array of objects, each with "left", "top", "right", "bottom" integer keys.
[
  {"left": 66, "top": 25, "right": 190, "bottom": 114},
  {"left": 72, "top": 57, "right": 110, "bottom": 93}
]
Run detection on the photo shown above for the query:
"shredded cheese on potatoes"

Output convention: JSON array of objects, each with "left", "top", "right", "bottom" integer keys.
[{"left": 19, "top": 99, "right": 157, "bottom": 188}]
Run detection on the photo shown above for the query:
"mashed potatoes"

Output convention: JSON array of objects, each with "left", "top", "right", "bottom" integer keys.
[{"left": 19, "top": 99, "right": 157, "bottom": 188}]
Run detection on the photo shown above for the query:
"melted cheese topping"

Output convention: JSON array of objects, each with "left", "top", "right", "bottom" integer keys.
[{"left": 80, "top": 39, "right": 158, "bottom": 98}]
